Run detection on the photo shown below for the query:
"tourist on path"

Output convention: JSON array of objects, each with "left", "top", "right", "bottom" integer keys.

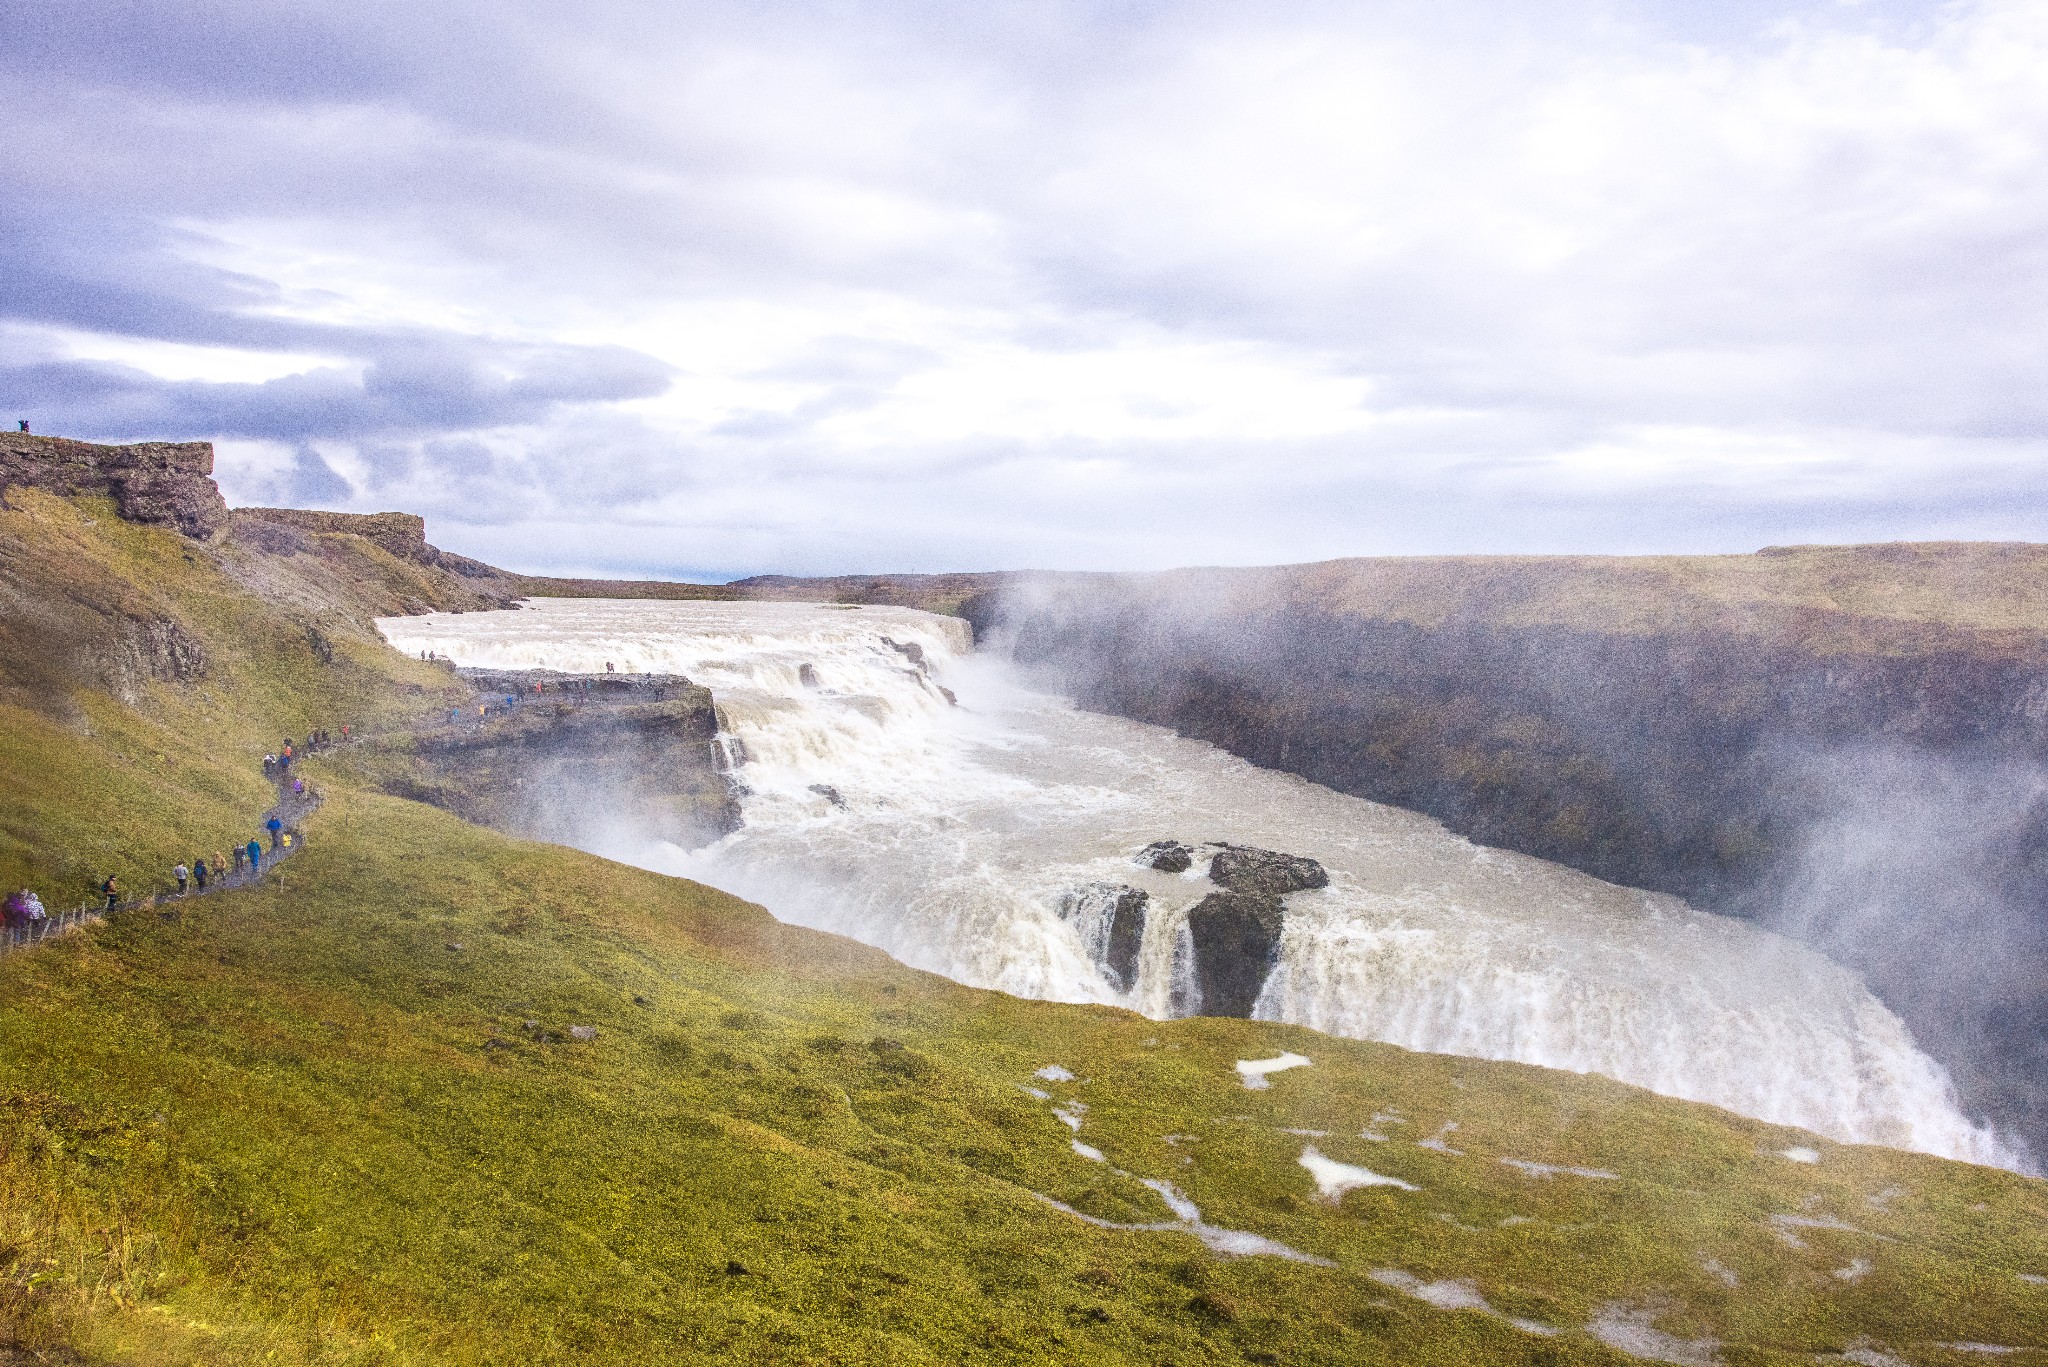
[
  {"left": 246, "top": 840, "right": 261, "bottom": 875},
  {"left": 231, "top": 845, "right": 246, "bottom": 875},
  {"left": 174, "top": 863, "right": 189, "bottom": 894},
  {"left": 267, "top": 817, "right": 283, "bottom": 851},
  {"left": 212, "top": 852, "right": 227, "bottom": 884},
  {"left": 101, "top": 876, "right": 119, "bottom": 912},
  {"left": 192, "top": 858, "right": 208, "bottom": 892}
]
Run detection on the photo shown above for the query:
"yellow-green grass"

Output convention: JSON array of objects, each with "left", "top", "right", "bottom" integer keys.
[{"left": 4, "top": 788, "right": 2047, "bottom": 1365}]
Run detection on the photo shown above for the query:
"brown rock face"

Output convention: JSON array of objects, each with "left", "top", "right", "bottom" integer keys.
[
  {"left": 362, "top": 670, "right": 740, "bottom": 851},
  {"left": 0, "top": 433, "right": 229, "bottom": 537}
]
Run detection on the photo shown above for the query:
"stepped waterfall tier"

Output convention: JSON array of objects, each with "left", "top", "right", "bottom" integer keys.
[{"left": 378, "top": 598, "right": 2022, "bottom": 1169}]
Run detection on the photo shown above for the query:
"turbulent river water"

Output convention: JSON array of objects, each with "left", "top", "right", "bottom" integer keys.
[{"left": 378, "top": 598, "right": 2020, "bottom": 1168}]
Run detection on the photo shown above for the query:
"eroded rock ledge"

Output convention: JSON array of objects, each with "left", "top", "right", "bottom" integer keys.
[
  {"left": 0, "top": 433, "right": 229, "bottom": 537},
  {"left": 358, "top": 668, "right": 739, "bottom": 850}
]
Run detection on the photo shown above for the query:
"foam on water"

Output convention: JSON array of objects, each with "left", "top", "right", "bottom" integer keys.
[{"left": 377, "top": 598, "right": 2024, "bottom": 1169}]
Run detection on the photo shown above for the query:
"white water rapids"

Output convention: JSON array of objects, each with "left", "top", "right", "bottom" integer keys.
[{"left": 378, "top": 598, "right": 2021, "bottom": 1168}]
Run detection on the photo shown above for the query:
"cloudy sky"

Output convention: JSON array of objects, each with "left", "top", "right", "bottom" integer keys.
[{"left": 3, "top": 0, "right": 2045, "bottom": 577}]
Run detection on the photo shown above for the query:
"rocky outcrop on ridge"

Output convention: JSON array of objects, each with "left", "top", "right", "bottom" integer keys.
[
  {"left": 236, "top": 507, "right": 510, "bottom": 583},
  {"left": 0, "top": 432, "right": 230, "bottom": 537}
]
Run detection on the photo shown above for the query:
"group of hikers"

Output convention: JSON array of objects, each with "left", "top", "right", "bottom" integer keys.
[
  {"left": 163, "top": 818, "right": 289, "bottom": 897},
  {"left": 2, "top": 888, "right": 47, "bottom": 932},
  {"left": 5, "top": 725, "right": 348, "bottom": 950},
  {"left": 445, "top": 672, "right": 648, "bottom": 728},
  {"left": 262, "top": 728, "right": 346, "bottom": 779},
  {"left": 91, "top": 735, "right": 329, "bottom": 917}
]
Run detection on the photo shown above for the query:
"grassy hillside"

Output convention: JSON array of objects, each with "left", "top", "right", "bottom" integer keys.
[{"left": 2, "top": 497, "right": 2046, "bottom": 1364}]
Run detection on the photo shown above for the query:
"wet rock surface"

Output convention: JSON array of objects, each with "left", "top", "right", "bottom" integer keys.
[
  {"left": 1138, "top": 839, "right": 1194, "bottom": 873},
  {"left": 1102, "top": 885, "right": 1149, "bottom": 992},
  {"left": 1208, "top": 844, "right": 1328, "bottom": 897},
  {"left": 1114, "top": 841, "right": 1327, "bottom": 1015},
  {"left": 1059, "top": 882, "right": 1150, "bottom": 993},
  {"left": 1186, "top": 890, "right": 1288, "bottom": 1018}
]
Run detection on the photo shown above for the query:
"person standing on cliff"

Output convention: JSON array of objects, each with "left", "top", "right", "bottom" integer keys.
[{"left": 16, "top": 421, "right": 26, "bottom": 433}]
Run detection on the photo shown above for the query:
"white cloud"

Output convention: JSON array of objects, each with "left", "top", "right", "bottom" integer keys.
[{"left": 7, "top": 0, "right": 2048, "bottom": 574}]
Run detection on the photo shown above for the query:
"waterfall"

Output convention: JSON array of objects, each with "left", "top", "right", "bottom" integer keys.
[{"left": 377, "top": 598, "right": 2024, "bottom": 1170}]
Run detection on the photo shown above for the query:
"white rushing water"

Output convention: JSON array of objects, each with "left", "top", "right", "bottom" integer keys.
[{"left": 378, "top": 598, "right": 2022, "bottom": 1168}]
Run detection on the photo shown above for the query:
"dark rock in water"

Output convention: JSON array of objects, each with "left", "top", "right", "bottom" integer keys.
[
  {"left": 1185, "top": 891, "right": 1287, "bottom": 1017},
  {"left": 1104, "top": 888, "right": 1147, "bottom": 991},
  {"left": 937, "top": 685, "right": 959, "bottom": 706},
  {"left": 809, "top": 783, "right": 848, "bottom": 808},
  {"left": 1208, "top": 845, "right": 1328, "bottom": 897},
  {"left": 1138, "top": 839, "right": 1194, "bottom": 873},
  {"left": 798, "top": 662, "right": 822, "bottom": 688},
  {"left": 1057, "top": 882, "right": 1149, "bottom": 992},
  {"left": 882, "top": 636, "right": 928, "bottom": 672}
]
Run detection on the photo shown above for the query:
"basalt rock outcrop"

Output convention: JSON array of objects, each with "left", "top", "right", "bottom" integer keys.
[
  {"left": 1183, "top": 892, "right": 1287, "bottom": 1018},
  {"left": 0, "top": 433, "right": 229, "bottom": 538},
  {"left": 360, "top": 669, "right": 739, "bottom": 850},
  {"left": 1058, "top": 882, "right": 1152, "bottom": 992},
  {"left": 1138, "top": 839, "right": 1193, "bottom": 873},
  {"left": 1184, "top": 845, "right": 1330, "bottom": 1017},
  {"left": 1061, "top": 842, "right": 1329, "bottom": 1012}
]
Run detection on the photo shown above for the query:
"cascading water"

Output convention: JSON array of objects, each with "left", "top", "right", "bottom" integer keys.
[{"left": 377, "top": 598, "right": 2023, "bottom": 1169}]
